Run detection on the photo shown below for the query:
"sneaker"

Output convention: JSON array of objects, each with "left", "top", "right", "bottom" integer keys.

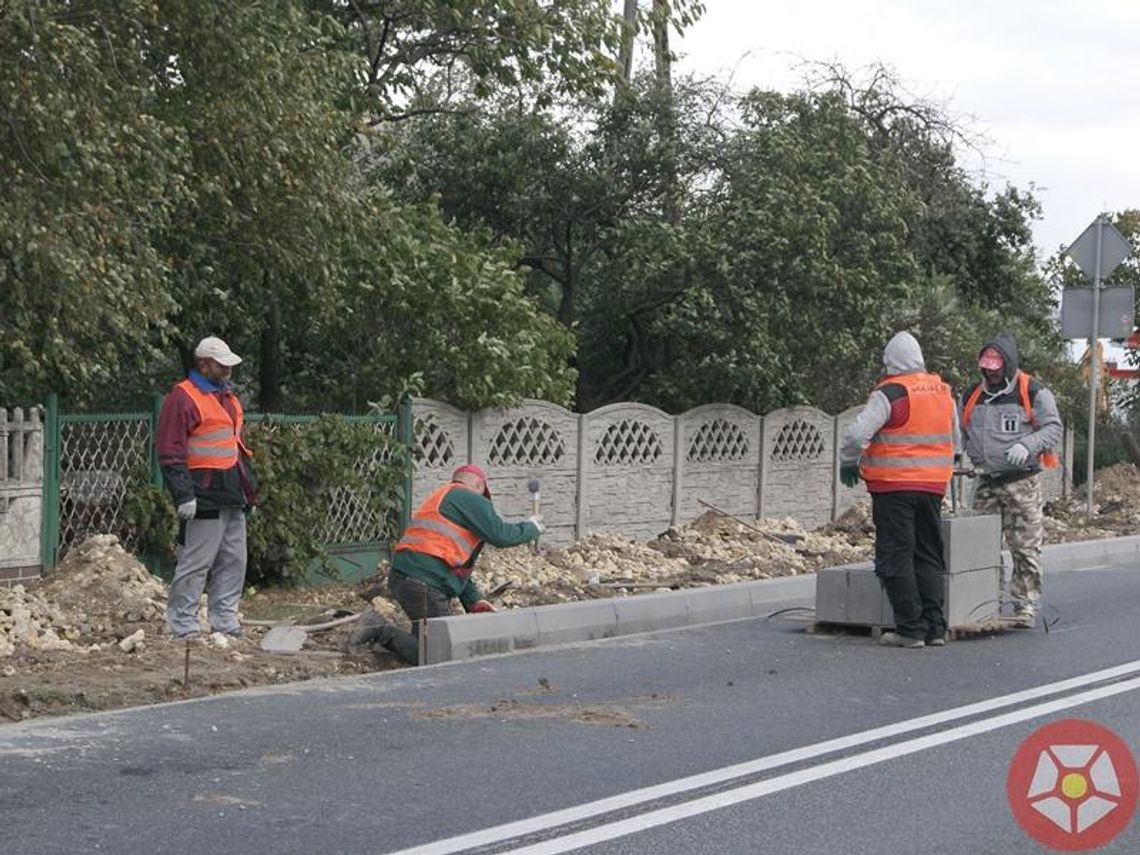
[
  {"left": 174, "top": 630, "right": 202, "bottom": 641},
  {"left": 926, "top": 635, "right": 947, "bottom": 647},
  {"left": 1012, "top": 607, "right": 1036, "bottom": 628},
  {"left": 218, "top": 628, "right": 244, "bottom": 639},
  {"left": 880, "top": 631, "right": 925, "bottom": 649}
]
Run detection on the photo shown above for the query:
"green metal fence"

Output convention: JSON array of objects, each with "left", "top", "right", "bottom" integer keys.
[{"left": 41, "top": 394, "right": 413, "bottom": 581}]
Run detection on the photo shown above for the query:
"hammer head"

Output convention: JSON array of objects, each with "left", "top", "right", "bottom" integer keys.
[{"left": 527, "top": 478, "right": 540, "bottom": 495}]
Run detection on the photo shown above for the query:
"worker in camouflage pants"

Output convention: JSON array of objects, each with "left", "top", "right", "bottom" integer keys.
[
  {"left": 959, "top": 333, "right": 1062, "bottom": 626},
  {"left": 972, "top": 476, "right": 1044, "bottom": 609}
]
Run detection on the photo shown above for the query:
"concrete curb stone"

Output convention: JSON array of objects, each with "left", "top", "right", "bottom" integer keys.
[{"left": 422, "top": 535, "right": 1140, "bottom": 664}]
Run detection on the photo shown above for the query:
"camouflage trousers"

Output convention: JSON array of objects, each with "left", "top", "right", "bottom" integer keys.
[{"left": 973, "top": 474, "right": 1044, "bottom": 607}]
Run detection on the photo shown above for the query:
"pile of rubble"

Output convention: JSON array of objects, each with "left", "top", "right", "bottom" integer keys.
[
  {"left": 459, "top": 510, "right": 872, "bottom": 610},
  {"left": 0, "top": 535, "right": 167, "bottom": 658},
  {"left": 1043, "top": 463, "right": 1140, "bottom": 543}
]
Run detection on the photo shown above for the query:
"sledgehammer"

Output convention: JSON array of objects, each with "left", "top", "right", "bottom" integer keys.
[{"left": 528, "top": 477, "right": 541, "bottom": 552}]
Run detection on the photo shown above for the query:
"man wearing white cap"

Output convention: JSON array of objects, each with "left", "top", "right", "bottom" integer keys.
[{"left": 156, "top": 335, "right": 258, "bottom": 638}]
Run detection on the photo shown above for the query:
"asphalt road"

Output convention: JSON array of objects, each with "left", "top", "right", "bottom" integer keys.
[{"left": 3, "top": 559, "right": 1139, "bottom": 855}]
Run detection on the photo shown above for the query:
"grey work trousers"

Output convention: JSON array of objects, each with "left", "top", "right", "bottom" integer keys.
[{"left": 166, "top": 508, "right": 247, "bottom": 636}]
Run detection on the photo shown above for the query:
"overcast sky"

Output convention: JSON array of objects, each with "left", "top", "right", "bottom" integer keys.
[{"left": 672, "top": 0, "right": 1139, "bottom": 263}]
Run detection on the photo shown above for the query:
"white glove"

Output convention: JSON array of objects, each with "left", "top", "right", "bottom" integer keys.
[
  {"left": 527, "top": 514, "right": 545, "bottom": 534},
  {"left": 1005, "top": 443, "right": 1030, "bottom": 467},
  {"left": 176, "top": 499, "right": 198, "bottom": 521}
]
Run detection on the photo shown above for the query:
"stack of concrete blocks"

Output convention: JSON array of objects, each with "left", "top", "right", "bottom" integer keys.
[{"left": 814, "top": 512, "right": 1003, "bottom": 629}]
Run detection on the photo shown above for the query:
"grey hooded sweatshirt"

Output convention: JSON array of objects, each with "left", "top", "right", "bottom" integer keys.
[
  {"left": 959, "top": 332, "right": 1063, "bottom": 480},
  {"left": 840, "top": 331, "right": 960, "bottom": 491}
]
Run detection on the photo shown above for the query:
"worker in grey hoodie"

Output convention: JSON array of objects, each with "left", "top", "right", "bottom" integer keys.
[
  {"left": 959, "top": 332, "right": 1063, "bottom": 626},
  {"left": 840, "top": 331, "right": 959, "bottom": 648}
]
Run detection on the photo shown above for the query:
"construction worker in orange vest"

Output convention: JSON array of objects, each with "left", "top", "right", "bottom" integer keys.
[
  {"left": 839, "top": 331, "right": 958, "bottom": 648},
  {"left": 157, "top": 336, "right": 258, "bottom": 639},
  {"left": 959, "top": 332, "right": 1063, "bottom": 627},
  {"left": 347, "top": 464, "right": 543, "bottom": 664}
]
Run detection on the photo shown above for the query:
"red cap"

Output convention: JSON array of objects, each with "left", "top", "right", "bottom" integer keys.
[
  {"left": 452, "top": 464, "right": 491, "bottom": 497},
  {"left": 978, "top": 347, "right": 1004, "bottom": 371}
]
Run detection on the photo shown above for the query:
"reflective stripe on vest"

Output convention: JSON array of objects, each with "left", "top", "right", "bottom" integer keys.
[
  {"left": 961, "top": 371, "right": 1058, "bottom": 469},
  {"left": 859, "top": 372, "right": 955, "bottom": 487},
  {"left": 178, "top": 378, "right": 244, "bottom": 470},
  {"left": 393, "top": 484, "right": 482, "bottom": 575}
]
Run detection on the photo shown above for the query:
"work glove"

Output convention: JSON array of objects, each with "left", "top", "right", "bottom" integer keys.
[
  {"left": 176, "top": 499, "right": 197, "bottom": 521},
  {"left": 839, "top": 464, "right": 861, "bottom": 488},
  {"left": 470, "top": 600, "right": 496, "bottom": 614},
  {"left": 1005, "top": 442, "right": 1030, "bottom": 467},
  {"left": 527, "top": 515, "right": 545, "bottom": 533}
]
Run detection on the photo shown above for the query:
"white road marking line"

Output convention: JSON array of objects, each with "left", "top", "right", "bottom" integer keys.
[
  {"left": 503, "top": 675, "right": 1140, "bottom": 854},
  {"left": 384, "top": 659, "right": 1140, "bottom": 855}
]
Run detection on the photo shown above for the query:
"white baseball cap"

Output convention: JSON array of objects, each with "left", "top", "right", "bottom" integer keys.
[{"left": 194, "top": 336, "right": 242, "bottom": 367}]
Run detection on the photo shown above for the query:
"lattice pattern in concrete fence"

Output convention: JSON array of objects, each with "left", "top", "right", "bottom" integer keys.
[
  {"left": 760, "top": 406, "right": 835, "bottom": 529},
  {"left": 677, "top": 405, "right": 761, "bottom": 527},
  {"left": 410, "top": 399, "right": 467, "bottom": 508},
  {"left": 584, "top": 403, "right": 675, "bottom": 542},
  {"left": 476, "top": 401, "right": 578, "bottom": 545}
]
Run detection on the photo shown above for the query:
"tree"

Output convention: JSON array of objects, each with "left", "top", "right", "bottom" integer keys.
[
  {"left": 578, "top": 88, "right": 921, "bottom": 413},
  {"left": 146, "top": 0, "right": 365, "bottom": 411},
  {"left": 318, "top": 0, "right": 704, "bottom": 117},
  {"left": 0, "top": 1, "right": 185, "bottom": 405}
]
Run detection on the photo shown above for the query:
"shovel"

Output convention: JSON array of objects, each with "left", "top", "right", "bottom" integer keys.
[{"left": 258, "top": 611, "right": 361, "bottom": 654}]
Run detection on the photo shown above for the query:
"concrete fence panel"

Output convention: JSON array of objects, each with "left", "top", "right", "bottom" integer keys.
[
  {"left": 472, "top": 399, "right": 579, "bottom": 547},
  {"left": 409, "top": 398, "right": 468, "bottom": 508},
  {"left": 760, "top": 406, "right": 835, "bottom": 528},
  {"left": 833, "top": 405, "right": 868, "bottom": 519},
  {"left": 1, "top": 407, "right": 44, "bottom": 586},
  {"left": 583, "top": 402, "right": 675, "bottom": 542},
  {"left": 676, "top": 404, "right": 762, "bottom": 527}
]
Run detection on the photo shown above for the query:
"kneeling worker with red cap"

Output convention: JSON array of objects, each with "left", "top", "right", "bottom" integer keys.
[{"left": 348, "top": 464, "right": 543, "bottom": 664}]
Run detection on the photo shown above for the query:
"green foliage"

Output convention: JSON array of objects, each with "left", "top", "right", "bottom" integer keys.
[
  {"left": 0, "top": 0, "right": 185, "bottom": 404},
  {"left": 319, "top": 0, "right": 704, "bottom": 114},
  {"left": 122, "top": 482, "right": 178, "bottom": 560},
  {"left": 242, "top": 416, "right": 405, "bottom": 587}
]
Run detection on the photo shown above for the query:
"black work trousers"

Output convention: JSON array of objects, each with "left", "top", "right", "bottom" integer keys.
[
  {"left": 383, "top": 569, "right": 453, "bottom": 665},
  {"left": 871, "top": 491, "right": 947, "bottom": 641}
]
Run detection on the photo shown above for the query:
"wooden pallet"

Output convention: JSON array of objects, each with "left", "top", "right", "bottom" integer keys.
[
  {"left": 804, "top": 621, "right": 890, "bottom": 640},
  {"left": 804, "top": 616, "right": 1028, "bottom": 642},
  {"left": 947, "top": 616, "right": 1029, "bottom": 640}
]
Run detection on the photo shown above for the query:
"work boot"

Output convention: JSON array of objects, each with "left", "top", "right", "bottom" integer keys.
[
  {"left": 344, "top": 608, "right": 396, "bottom": 653},
  {"left": 880, "top": 631, "right": 925, "bottom": 649}
]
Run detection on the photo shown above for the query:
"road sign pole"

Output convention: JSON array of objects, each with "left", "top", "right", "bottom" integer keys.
[{"left": 1085, "top": 215, "right": 1105, "bottom": 519}]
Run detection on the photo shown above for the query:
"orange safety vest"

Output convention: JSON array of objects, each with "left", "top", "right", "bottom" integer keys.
[
  {"left": 177, "top": 379, "right": 248, "bottom": 470},
  {"left": 961, "top": 371, "right": 1058, "bottom": 468},
  {"left": 859, "top": 372, "right": 955, "bottom": 488},
  {"left": 394, "top": 484, "right": 482, "bottom": 576}
]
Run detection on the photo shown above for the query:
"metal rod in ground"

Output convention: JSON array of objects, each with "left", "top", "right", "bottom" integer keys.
[
  {"left": 696, "top": 498, "right": 784, "bottom": 543},
  {"left": 183, "top": 640, "right": 191, "bottom": 688},
  {"left": 417, "top": 586, "right": 428, "bottom": 666}
]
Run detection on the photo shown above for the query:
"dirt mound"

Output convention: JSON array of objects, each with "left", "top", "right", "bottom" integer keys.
[{"left": 1042, "top": 462, "right": 1140, "bottom": 542}]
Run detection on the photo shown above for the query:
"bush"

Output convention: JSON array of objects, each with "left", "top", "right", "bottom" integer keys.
[{"left": 240, "top": 415, "right": 406, "bottom": 586}]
